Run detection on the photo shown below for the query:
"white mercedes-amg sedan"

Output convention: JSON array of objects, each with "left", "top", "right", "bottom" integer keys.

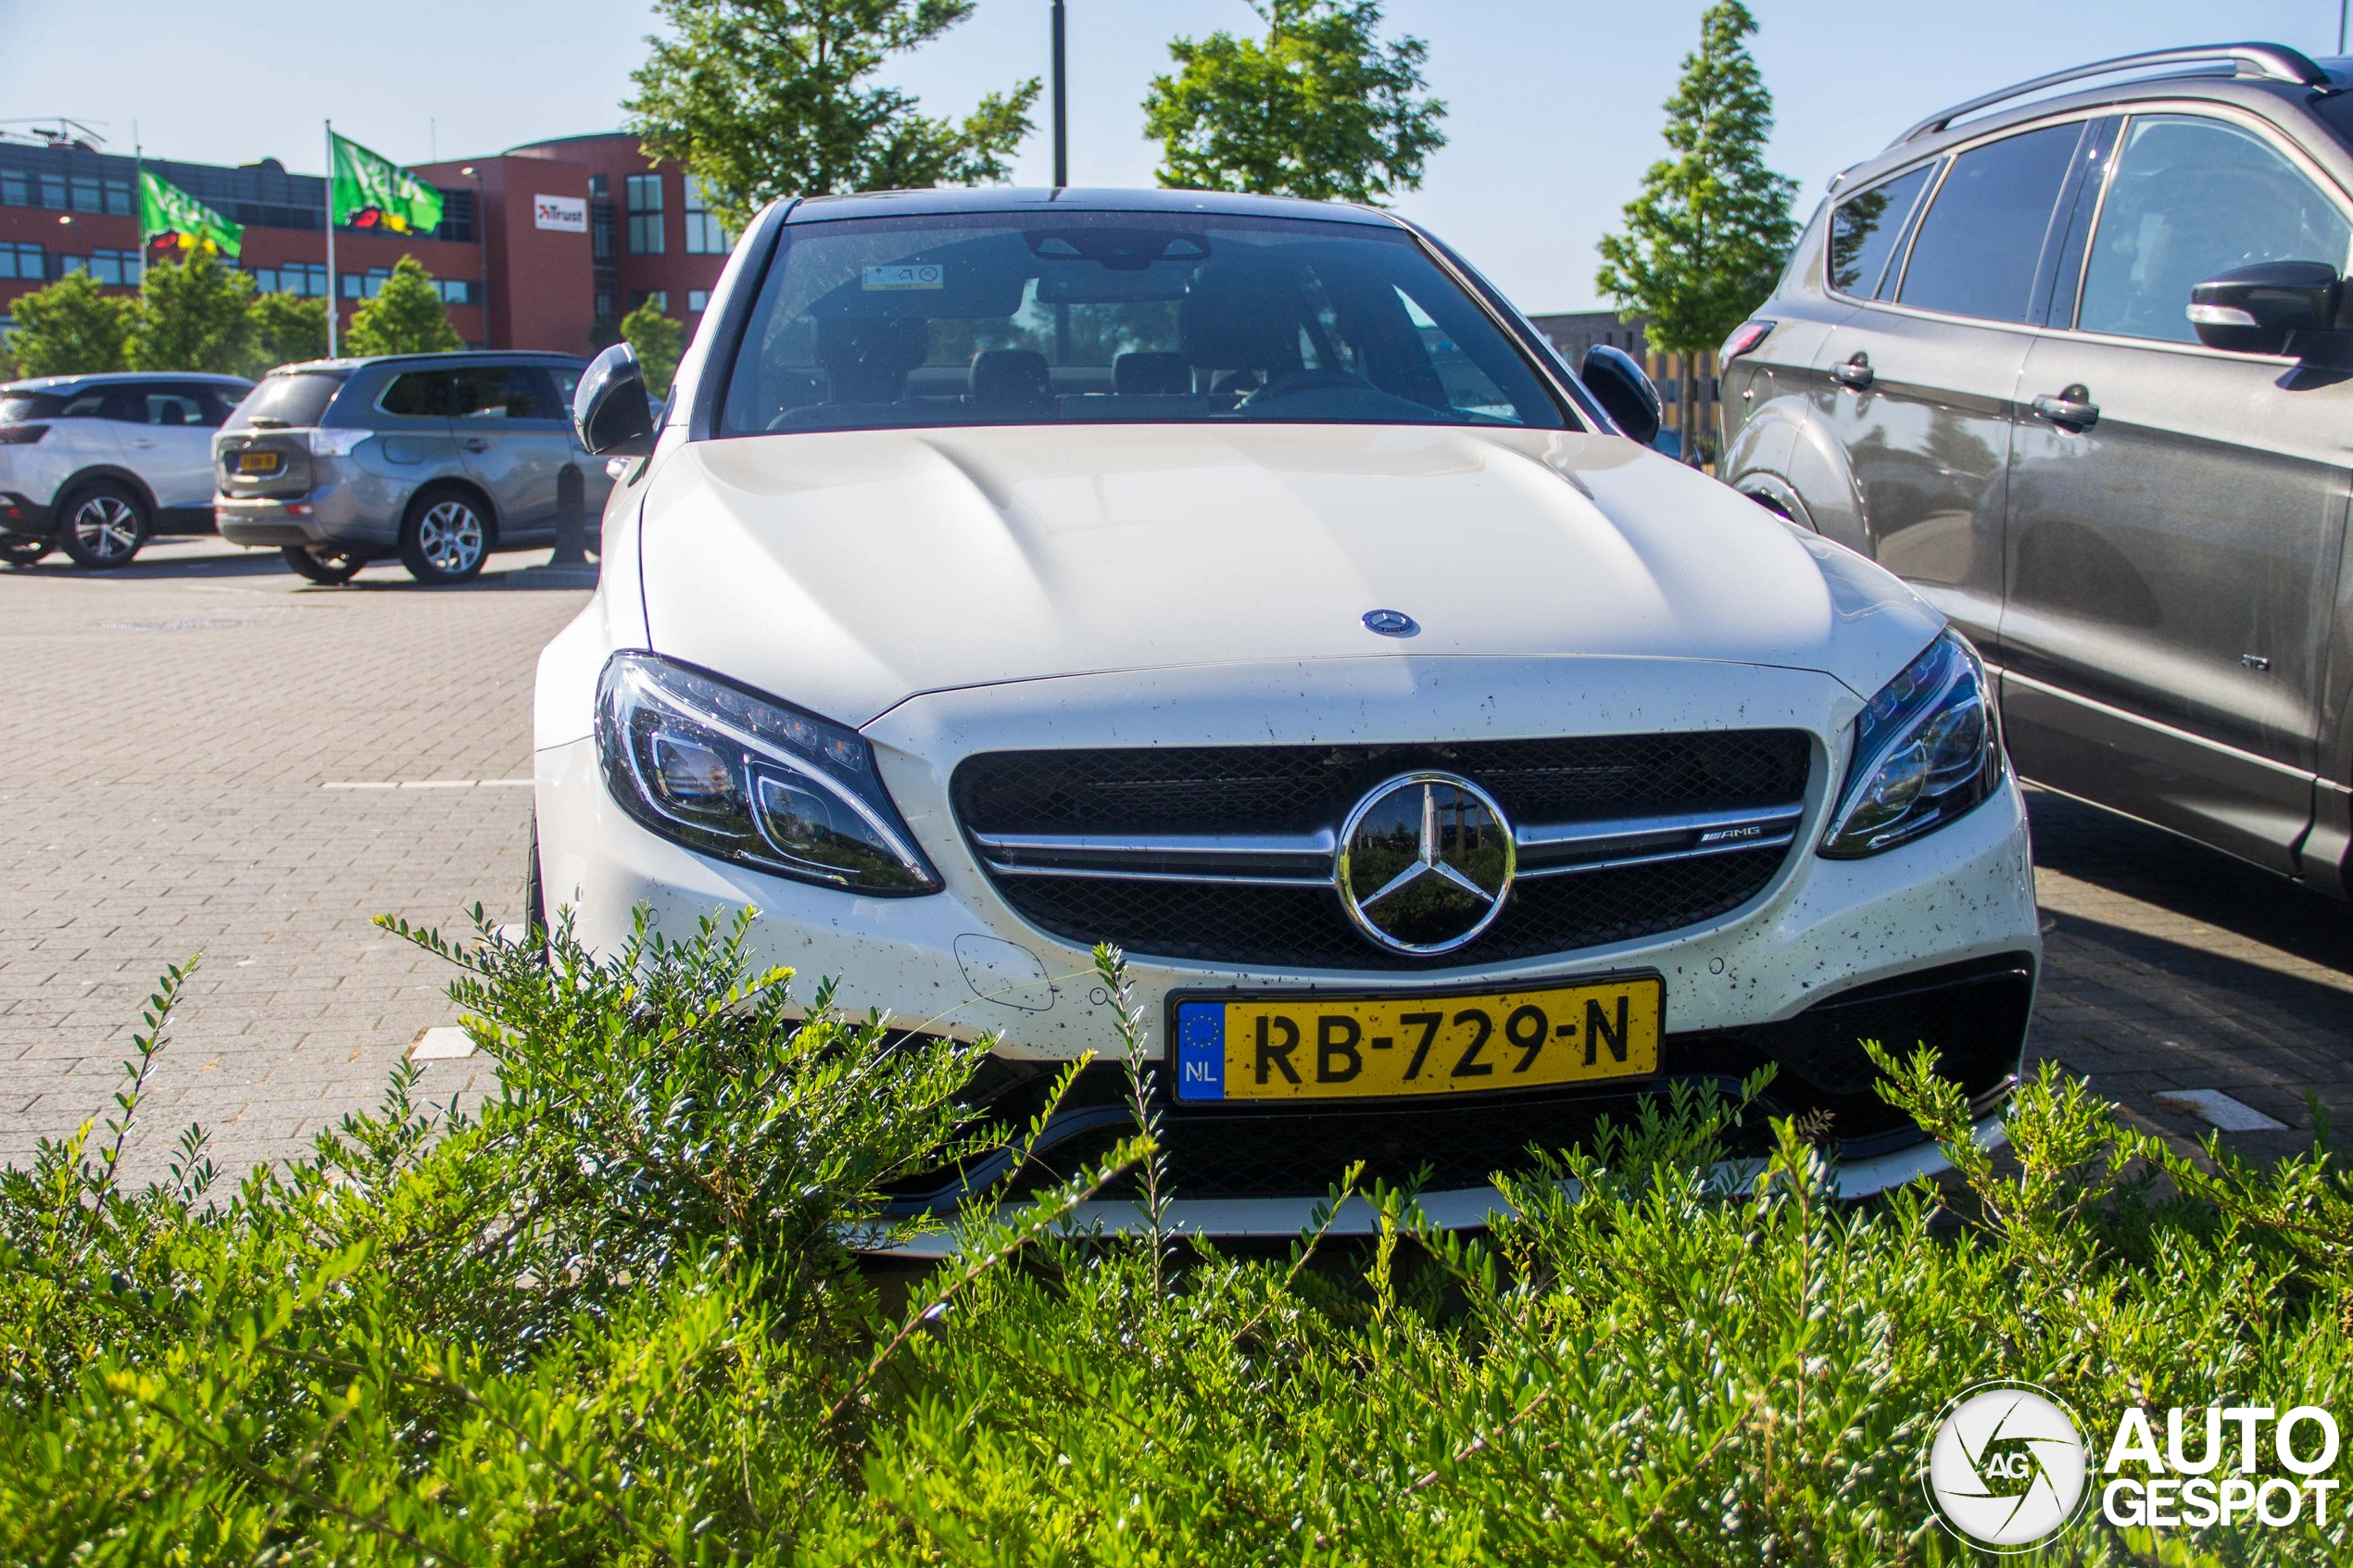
[{"left": 536, "top": 187, "right": 2038, "bottom": 1239}]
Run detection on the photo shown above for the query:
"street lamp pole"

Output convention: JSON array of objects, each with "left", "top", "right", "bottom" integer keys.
[
  {"left": 1051, "top": 0, "right": 1067, "bottom": 188},
  {"left": 460, "top": 165, "right": 489, "bottom": 349}
]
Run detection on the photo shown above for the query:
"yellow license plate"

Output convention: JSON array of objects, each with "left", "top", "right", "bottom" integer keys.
[
  {"left": 236, "top": 451, "right": 280, "bottom": 474},
  {"left": 1171, "top": 975, "right": 1662, "bottom": 1103}
]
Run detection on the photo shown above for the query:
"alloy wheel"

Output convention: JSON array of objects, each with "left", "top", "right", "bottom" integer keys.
[
  {"left": 73, "top": 495, "right": 142, "bottom": 564},
  {"left": 416, "top": 501, "right": 485, "bottom": 576}
]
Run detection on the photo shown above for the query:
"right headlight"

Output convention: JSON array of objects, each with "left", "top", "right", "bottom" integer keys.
[
  {"left": 596, "top": 652, "right": 942, "bottom": 895},
  {"left": 1819, "top": 630, "right": 2002, "bottom": 858}
]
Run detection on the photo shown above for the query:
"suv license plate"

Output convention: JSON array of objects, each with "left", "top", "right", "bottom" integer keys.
[
  {"left": 1171, "top": 975, "right": 1662, "bottom": 1103},
  {"left": 237, "top": 451, "right": 280, "bottom": 474}
]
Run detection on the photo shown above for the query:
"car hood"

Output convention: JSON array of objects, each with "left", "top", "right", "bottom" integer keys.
[{"left": 635, "top": 423, "right": 1940, "bottom": 728}]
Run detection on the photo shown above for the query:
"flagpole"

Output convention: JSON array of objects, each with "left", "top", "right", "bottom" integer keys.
[{"left": 323, "top": 120, "right": 338, "bottom": 358}]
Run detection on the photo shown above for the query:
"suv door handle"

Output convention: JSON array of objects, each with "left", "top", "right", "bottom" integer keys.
[
  {"left": 461, "top": 438, "right": 490, "bottom": 452},
  {"left": 1829, "top": 353, "right": 1874, "bottom": 390},
  {"left": 2031, "top": 385, "right": 2098, "bottom": 430}
]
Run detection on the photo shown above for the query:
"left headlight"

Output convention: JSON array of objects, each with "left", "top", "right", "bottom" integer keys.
[
  {"left": 1819, "top": 630, "right": 2002, "bottom": 859},
  {"left": 596, "top": 652, "right": 942, "bottom": 895}
]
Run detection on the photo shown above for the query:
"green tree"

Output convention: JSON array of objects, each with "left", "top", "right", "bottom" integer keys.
[
  {"left": 344, "top": 256, "right": 461, "bottom": 358},
  {"left": 1143, "top": 0, "right": 1446, "bottom": 205},
  {"left": 6, "top": 271, "right": 134, "bottom": 378},
  {"left": 626, "top": 0, "right": 1040, "bottom": 231},
  {"left": 247, "top": 293, "right": 331, "bottom": 373},
  {"left": 129, "top": 251, "right": 258, "bottom": 374},
  {"left": 1595, "top": 0, "right": 1796, "bottom": 465},
  {"left": 620, "top": 299, "right": 686, "bottom": 399}
]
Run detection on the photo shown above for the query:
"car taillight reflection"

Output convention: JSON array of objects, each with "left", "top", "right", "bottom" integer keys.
[{"left": 0, "top": 423, "right": 49, "bottom": 445}]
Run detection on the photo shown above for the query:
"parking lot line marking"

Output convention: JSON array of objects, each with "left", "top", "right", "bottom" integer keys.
[
  {"left": 2150, "top": 1089, "right": 2288, "bottom": 1133},
  {"left": 407, "top": 1025, "right": 479, "bottom": 1061},
  {"left": 321, "top": 779, "right": 533, "bottom": 790}
]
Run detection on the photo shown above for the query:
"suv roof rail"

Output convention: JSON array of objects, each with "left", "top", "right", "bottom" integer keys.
[{"left": 1888, "top": 42, "right": 2330, "bottom": 148}]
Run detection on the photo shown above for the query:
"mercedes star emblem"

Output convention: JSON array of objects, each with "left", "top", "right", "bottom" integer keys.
[
  {"left": 1335, "top": 772, "right": 1516, "bottom": 955},
  {"left": 1362, "top": 608, "right": 1419, "bottom": 638}
]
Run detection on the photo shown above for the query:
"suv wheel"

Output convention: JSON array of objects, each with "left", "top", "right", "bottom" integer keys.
[
  {"left": 0, "top": 536, "right": 47, "bottom": 566},
  {"left": 397, "top": 487, "right": 490, "bottom": 584},
  {"left": 281, "top": 545, "right": 368, "bottom": 584},
  {"left": 57, "top": 482, "right": 150, "bottom": 570}
]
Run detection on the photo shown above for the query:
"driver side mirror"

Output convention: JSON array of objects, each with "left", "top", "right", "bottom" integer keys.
[
  {"left": 2188, "top": 261, "right": 2340, "bottom": 356},
  {"left": 1580, "top": 345, "right": 1662, "bottom": 446},
  {"left": 573, "top": 342, "right": 657, "bottom": 458}
]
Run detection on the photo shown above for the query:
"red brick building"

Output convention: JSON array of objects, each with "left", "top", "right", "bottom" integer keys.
[{"left": 0, "top": 131, "right": 731, "bottom": 360}]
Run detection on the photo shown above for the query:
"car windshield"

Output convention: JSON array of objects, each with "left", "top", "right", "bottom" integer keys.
[
  {"left": 225, "top": 370, "right": 345, "bottom": 432},
  {"left": 718, "top": 210, "right": 1570, "bottom": 435}
]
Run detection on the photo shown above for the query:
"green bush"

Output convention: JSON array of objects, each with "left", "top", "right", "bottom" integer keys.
[{"left": 3, "top": 914, "right": 2345, "bottom": 1564}]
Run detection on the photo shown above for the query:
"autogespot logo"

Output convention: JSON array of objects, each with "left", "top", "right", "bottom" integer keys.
[{"left": 1924, "top": 1382, "right": 2093, "bottom": 1551}]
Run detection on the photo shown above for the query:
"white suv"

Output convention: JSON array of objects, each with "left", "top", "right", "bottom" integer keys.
[
  {"left": 539, "top": 188, "right": 2040, "bottom": 1240},
  {"left": 0, "top": 371, "right": 252, "bottom": 569}
]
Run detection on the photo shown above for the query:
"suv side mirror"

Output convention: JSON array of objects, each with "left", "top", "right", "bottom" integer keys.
[
  {"left": 2189, "top": 261, "right": 2340, "bottom": 355},
  {"left": 1580, "top": 345, "right": 1662, "bottom": 446},
  {"left": 574, "top": 342, "right": 656, "bottom": 457}
]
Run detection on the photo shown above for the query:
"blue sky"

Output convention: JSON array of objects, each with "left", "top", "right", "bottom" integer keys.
[{"left": 1, "top": 1, "right": 2341, "bottom": 310}]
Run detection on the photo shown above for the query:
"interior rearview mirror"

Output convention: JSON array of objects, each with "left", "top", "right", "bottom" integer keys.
[
  {"left": 2188, "top": 260, "right": 2340, "bottom": 356},
  {"left": 1580, "top": 345, "right": 1663, "bottom": 447},
  {"left": 574, "top": 342, "right": 657, "bottom": 458}
]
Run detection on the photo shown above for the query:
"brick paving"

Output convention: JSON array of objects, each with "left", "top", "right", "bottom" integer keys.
[
  {"left": 1, "top": 535, "right": 2344, "bottom": 1184},
  {"left": 0, "top": 537, "right": 585, "bottom": 1183},
  {"left": 2024, "top": 788, "right": 2351, "bottom": 1163}
]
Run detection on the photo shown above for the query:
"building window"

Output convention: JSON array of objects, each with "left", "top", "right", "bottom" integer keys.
[
  {"left": 435, "top": 279, "right": 473, "bottom": 305},
  {"left": 341, "top": 267, "right": 392, "bottom": 300},
  {"left": 38, "top": 174, "right": 66, "bottom": 209},
  {"left": 67, "top": 248, "right": 143, "bottom": 285},
  {"left": 628, "top": 289, "right": 667, "bottom": 315},
  {"left": 0, "top": 242, "right": 43, "bottom": 281},
  {"left": 252, "top": 261, "right": 329, "bottom": 297},
  {"left": 105, "top": 179, "right": 132, "bottom": 216},
  {"left": 430, "top": 188, "right": 474, "bottom": 244},
  {"left": 687, "top": 289, "right": 710, "bottom": 314},
  {"left": 0, "top": 171, "right": 23, "bottom": 207},
  {"left": 684, "top": 177, "right": 729, "bottom": 255},
  {"left": 625, "top": 173, "right": 663, "bottom": 255}
]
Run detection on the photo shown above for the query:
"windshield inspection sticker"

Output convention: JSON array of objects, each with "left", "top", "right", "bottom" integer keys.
[{"left": 862, "top": 264, "right": 944, "bottom": 291}]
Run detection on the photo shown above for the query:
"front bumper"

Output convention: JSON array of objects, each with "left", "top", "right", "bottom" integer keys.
[{"left": 535, "top": 695, "right": 2040, "bottom": 1216}]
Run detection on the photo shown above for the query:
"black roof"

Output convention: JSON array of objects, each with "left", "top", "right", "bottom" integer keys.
[{"left": 782, "top": 186, "right": 1398, "bottom": 226}]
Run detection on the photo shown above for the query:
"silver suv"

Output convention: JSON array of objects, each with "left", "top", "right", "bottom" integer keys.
[
  {"left": 214, "top": 352, "right": 614, "bottom": 584},
  {"left": 1719, "top": 43, "right": 2353, "bottom": 897}
]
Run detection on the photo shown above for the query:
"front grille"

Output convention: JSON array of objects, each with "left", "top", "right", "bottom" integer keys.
[
  {"left": 955, "top": 733, "right": 1810, "bottom": 834},
  {"left": 953, "top": 733, "right": 1812, "bottom": 970}
]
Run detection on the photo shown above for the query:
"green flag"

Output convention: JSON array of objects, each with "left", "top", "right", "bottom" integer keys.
[
  {"left": 329, "top": 131, "right": 445, "bottom": 235},
  {"left": 138, "top": 169, "right": 243, "bottom": 259}
]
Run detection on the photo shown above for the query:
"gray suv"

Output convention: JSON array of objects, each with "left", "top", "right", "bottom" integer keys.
[
  {"left": 1720, "top": 43, "right": 2353, "bottom": 898},
  {"left": 214, "top": 352, "right": 613, "bottom": 584}
]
